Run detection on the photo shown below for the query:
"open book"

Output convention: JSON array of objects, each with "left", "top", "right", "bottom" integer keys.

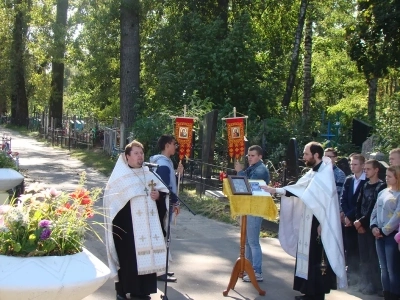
[{"left": 248, "top": 179, "right": 271, "bottom": 196}]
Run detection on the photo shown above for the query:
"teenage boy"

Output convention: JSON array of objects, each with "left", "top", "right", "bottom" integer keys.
[
  {"left": 354, "top": 159, "right": 386, "bottom": 296},
  {"left": 150, "top": 135, "right": 183, "bottom": 283},
  {"left": 340, "top": 154, "right": 366, "bottom": 285},
  {"left": 234, "top": 145, "right": 270, "bottom": 282}
]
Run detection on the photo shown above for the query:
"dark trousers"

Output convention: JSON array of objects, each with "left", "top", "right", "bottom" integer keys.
[
  {"left": 344, "top": 225, "right": 360, "bottom": 275},
  {"left": 358, "top": 231, "right": 382, "bottom": 291}
]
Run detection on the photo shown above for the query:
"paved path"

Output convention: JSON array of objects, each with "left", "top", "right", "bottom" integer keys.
[{"left": 1, "top": 127, "right": 380, "bottom": 300}]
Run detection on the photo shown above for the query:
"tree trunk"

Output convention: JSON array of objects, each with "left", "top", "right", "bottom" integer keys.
[
  {"left": 302, "top": 11, "right": 313, "bottom": 122},
  {"left": 120, "top": 0, "right": 140, "bottom": 130},
  {"left": 282, "top": 0, "right": 308, "bottom": 108},
  {"left": 367, "top": 77, "right": 378, "bottom": 123},
  {"left": 10, "top": 0, "right": 29, "bottom": 126},
  {"left": 217, "top": 0, "right": 229, "bottom": 38},
  {"left": 49, "top": 0, "right": 68, "bottom": 129}
]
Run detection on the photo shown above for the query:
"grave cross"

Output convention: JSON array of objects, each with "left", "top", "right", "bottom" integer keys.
[{"left": 320, "top": 121, "right": 335, "bottom": 147}]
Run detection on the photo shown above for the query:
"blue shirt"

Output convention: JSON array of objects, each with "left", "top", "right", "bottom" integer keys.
[
  {"left": 238, "top": 160, "right": 270, "bottom": 184},
  {"left": 333, "top": 165, "right": 346, "bottom": 201}
]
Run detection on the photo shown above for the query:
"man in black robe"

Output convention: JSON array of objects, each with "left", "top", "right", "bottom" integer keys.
[
  {"left": 104, "top": 140, "right": 169, "bottom": 300},
  {"left": 264, "top": 142, "right": 347, "bottom": 300}
]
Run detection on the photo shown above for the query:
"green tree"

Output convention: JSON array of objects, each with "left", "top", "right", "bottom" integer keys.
[
  {"left": 120, "top": 0, "right": 140, "bottom": 129},
  {"left": 282, "top": 0, "right": 308, "bottom": 108},
  {"left": 10, "top": 0, "right": 29, "bottom": 126},
  {"left": 347, "top": 0, "right": 397, "bottom": 123},
  {"left": 49, "top": 0, "right": 69, "bottom": 128},
  {"left": 0, "top": 2, "right": 13, "bottom": 115}
]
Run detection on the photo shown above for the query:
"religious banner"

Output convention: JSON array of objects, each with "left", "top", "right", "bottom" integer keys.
[
  {"left": 174, "top": 117, "right": 194, "bottom": 161},
  {"left": 226, "top": 118, "right": 245, "bottom": 161}
]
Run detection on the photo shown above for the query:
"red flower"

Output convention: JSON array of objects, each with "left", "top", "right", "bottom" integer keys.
[
  {"left": 55, "top": 203, "right": 72, "bottom": 215},
  {"left": 81, "top": 198, "right": 91, "bottom": 205},
  {"left": 219, "top": 171, "right": 227, "bottom": 181},
  {"left": 70, "top": 189, "right": 92, "bottom": 205},
  {"left": 85, "top": 208, "right": 94, "bottom": 218}
]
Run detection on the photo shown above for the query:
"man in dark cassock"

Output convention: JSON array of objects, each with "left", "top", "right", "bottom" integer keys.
[
  {"left": 264, "top": 142, "right": 347, "bottom": 300},
  {"left": 104, "top": 140, "right": 169, "bottom": 300}
]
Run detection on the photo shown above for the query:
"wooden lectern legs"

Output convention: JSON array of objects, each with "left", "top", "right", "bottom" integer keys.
[{"left": 223, "top": 215, "right": 266, "bottom": 296}]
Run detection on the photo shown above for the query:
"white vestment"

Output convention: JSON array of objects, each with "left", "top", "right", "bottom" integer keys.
[
  {"left": 104, "top": 154, "right": 169, "bottom": 279},
  {"left": 279, "top": 157, "right": 347, "bottom": 289}
]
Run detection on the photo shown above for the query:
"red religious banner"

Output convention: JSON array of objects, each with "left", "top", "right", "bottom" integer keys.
[
  {"left": 226, "top": 118, "right": 245, "bottom": 161},
  {"left": 174, "top": 117, "right": 194, "bottom": 161}
]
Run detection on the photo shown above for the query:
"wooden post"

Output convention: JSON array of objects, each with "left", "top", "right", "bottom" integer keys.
[
  {"left": 120, "top": 122, "right": 125, "bottom": 149},
  {"left": 68, "top": 116, "right": 71, "bottom": 151},
  {"left": 51, "top": 117, "right": 54, "bottom": 146},
  {"left": 73, "top": 115, "right": 77, "bottom": 148}
]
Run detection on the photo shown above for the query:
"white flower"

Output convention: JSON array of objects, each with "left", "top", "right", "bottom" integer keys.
[
  {"left": 0, "top": 225, "right": 9, "bottom": 233},
  {"left": 0, "top": 205, "right": 11, "bottom": 215},
  {"left": 18, "top": 193, "right": 33, "bottom": 203},
  {"left": 5, "top": 207, "right": 29, "bottom": 227},
  {"left": 25, "top": 182, "right": 45, "bottom": 193}
]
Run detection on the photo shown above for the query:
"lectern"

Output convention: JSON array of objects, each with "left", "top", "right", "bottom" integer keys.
[{"left": 222, "top": 178, "right": 278, "bottom": 297}]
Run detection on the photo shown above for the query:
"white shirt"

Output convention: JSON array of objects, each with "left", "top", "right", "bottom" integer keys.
[{"left": 353, "top": 172, "right": 366, "bottom": 193}]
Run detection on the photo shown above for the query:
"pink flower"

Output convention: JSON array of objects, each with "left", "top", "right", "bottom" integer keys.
[
  {"left": 45, "top": 188, "right": 61, "bottom": 198},
  {"left": 395, "top": 231, "right": 400, "bottom": 244}
]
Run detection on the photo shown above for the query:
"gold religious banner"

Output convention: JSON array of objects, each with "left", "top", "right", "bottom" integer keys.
[
  {"left": 226, "top": 118, "right": 245, "bottom": 161},
  {"left": 174, "top": 117, "right": 194, "bottom": 161}
]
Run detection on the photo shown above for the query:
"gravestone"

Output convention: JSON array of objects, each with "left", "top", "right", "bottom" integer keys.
[
  {"left": 353, "top": 119, "right": 372, "bottom": 149},
  {"left": 369, "top": 152, "right": 385, "bottom": 161},
  {"left": 196, "top": 110, "right": 218, "bottom": 194},
  {"left": 285, "top": 138, "right": 300, "bottom": 185},
  {"left": 362, "top": 136, "right": 374, "bottom": 157},
  {"left": 337, "top": 157, "right": 351, "bottom": 176},
  {"left": 201, "top": 110, "right": 218, "bottom": 178}
]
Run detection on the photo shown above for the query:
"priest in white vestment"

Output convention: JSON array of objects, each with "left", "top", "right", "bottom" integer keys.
[
  {"left": 263, "top": 142, "right": 347, "bottom": 300},
  {"left": 104, "top": 140, "right": 169, "bottom": 300}
]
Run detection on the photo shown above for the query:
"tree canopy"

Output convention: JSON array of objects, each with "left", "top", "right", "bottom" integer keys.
[{"left": 1, "top": 0, "right": 400, "bottom": 154}]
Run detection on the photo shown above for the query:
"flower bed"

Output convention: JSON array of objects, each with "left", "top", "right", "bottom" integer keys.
[{"left": 0, "top": 172, "right": 101, "bottom": 257}]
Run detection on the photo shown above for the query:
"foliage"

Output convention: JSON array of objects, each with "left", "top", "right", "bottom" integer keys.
[
  {"left": 180, "top": 189, "right": 237, "bottom": 225},
  {"left": 0, "top": 172, "right": 102, "bottom": 256},
  {"left": 3, "top": 0, "right": 399, "bottom": 156},
  {"left": 131, "top": 98, "right": 213, "bottom": 157},
  {"left": 0, "top": 152, "right": 17, "bottom": 170},
  {"left": 374, "top": 92, "right": 400, "bottom": 153}
]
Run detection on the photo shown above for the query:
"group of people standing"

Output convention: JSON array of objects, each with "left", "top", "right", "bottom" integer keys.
[
  {"left": 241, "top": 142, "right": 400, "bottom": 300},
  {"left": 103, "top": 135, "right": 400, "bottom": 300},
  {"left": 340, "top": 149, "right": 400, "bottom": 300}
]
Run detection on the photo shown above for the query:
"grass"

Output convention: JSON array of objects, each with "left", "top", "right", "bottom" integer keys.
[
  {"left": 69, "top": 149, "right": 115, "bottom": 177},
  {"left": 4, "top": 124, "right": 278, "bottom": 237},
  {"left": 179, "top": 189, "right": 239, "bottom": 226}
]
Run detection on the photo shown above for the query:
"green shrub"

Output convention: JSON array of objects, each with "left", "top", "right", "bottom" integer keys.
[{"left": 0, "top": 152, "right": 17, "bottom": 170}]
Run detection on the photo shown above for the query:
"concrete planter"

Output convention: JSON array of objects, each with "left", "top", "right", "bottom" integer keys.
[
  {"left": 0, "top": 248, "right": 110, "bottom": 300},
  {"left": 0, "top": 168, "right": 23, "bottom": 191}
]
